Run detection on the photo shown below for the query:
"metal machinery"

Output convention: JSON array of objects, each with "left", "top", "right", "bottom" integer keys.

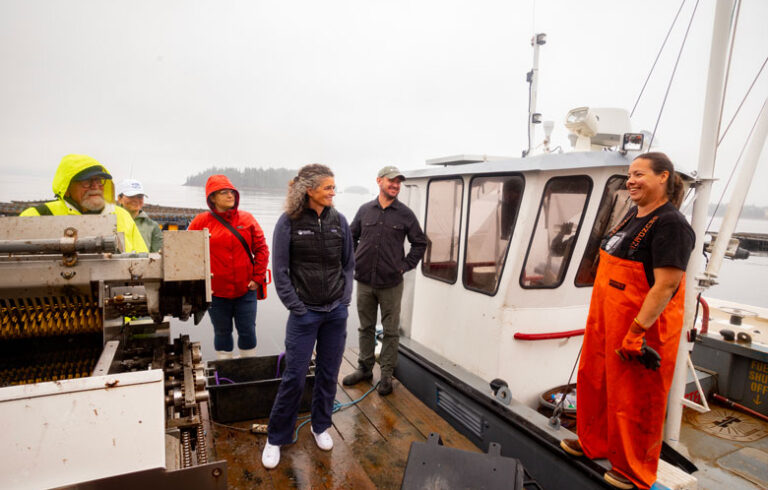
[{"left": 0, "top": 215, "right": 226, "bottom": 489}]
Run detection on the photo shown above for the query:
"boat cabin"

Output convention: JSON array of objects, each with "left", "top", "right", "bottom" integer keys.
[{"left": 398, "top": 148, "right": 656, "bottom": 407}]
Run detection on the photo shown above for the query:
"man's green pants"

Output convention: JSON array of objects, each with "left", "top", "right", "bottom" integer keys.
[{"left": 355, "top": 281, "right": 403, "bottom": 377}]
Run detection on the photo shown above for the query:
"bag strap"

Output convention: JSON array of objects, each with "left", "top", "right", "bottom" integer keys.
[{"left": 208, "top": 211, "right": 255, "bottom": 265}]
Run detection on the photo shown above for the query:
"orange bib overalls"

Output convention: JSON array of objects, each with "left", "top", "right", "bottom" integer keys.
[{"left": 577, "top": 249, "right": 685, "bottom": 489}]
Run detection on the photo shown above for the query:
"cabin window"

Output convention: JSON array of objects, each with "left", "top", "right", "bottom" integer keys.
[
  {"left": 520, "top": 176, "right": 592, "bottom": 289},
  {"left": 575, "top": 175, "right": 631, "bottom": 286},
  {"left": 463, "top": 175, "right": 525, "bottom": 295},
  {"left": 422, "top": 178, "right": 464, "bottom": 283}
]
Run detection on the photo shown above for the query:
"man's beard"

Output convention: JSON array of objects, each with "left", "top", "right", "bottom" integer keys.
[{"left": 80, "top": 192, "right": 106, "bottom": 212}]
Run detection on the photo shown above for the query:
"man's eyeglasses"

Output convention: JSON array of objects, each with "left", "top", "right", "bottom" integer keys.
[
  {"left": 76, "top": 177, "right": 106, "bottom": 189},
  {"left": 216, "top": 189, "right": 235, "bottom": 196}
]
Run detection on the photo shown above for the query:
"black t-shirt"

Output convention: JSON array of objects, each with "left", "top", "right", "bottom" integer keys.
[{"left": 601, "top": 202, "right": 695, "bottom": 287}]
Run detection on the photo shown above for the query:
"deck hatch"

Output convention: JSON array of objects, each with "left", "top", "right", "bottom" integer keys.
[{"left": 436, "top": 383, "right": 484, "bottom": 438}]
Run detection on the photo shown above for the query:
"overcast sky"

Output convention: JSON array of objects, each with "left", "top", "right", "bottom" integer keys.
[{"left": 1, "top": 0, "right": 766, "bottom": 204}]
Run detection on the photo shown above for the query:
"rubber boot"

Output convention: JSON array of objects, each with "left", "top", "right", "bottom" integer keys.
[
  {"left": 216, "top": 350, "right": 234, "bottom": 360},
  {"left": 239, "top": 347, "right": 258, "bottom": 358}
]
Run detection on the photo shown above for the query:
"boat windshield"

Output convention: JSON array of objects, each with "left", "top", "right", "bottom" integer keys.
[
  {"left": 575, "top": 175, "right": 631, "bottom": 286},
  {"left": 422, "top": 178, "right": 464, "bottom": 283},
  {"left": 463, "top": 174, "right": 524, "bottom": 295},
  {"left": 520, "top": 176, "right": 592, "bottom": 288}
]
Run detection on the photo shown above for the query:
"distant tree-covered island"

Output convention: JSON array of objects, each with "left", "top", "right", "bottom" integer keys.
[{"left": 184, "top": 167, "right": 297, "bottom": 189}]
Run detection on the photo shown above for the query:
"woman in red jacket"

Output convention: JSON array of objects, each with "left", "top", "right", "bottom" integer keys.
[{"left": 188, "top": 175, "right": 270, "bottom": 359}]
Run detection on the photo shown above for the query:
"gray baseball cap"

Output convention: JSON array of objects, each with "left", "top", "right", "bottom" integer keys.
[
  {"left": 72, "top": 165, "right": 112, "bottom": 182},
  {"left": 377, "top": 165, "right": 405, "bottom": 180}
]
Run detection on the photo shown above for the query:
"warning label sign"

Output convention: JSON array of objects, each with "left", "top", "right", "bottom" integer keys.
[{"left": 748, "top": 360, "right": 768, "bottom": 407}]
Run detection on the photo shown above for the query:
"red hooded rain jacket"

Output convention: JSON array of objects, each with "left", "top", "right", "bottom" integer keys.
[{"left": 188, "top": 175, "right": 269, "bottom": 299}]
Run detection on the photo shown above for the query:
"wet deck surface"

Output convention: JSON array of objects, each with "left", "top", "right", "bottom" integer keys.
[
  {"left": 680, "top": 405, "right": 768, "bottom": 489},
  {"left": 205, "top": 347, "right": 479, "bottom": 489}
]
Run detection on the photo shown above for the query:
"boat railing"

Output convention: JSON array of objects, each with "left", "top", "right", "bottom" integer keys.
[{"left": 513, "top": 329, "right": 585, "bottom": 341}]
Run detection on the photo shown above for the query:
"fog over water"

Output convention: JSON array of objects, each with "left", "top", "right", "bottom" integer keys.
[{"left": 1, "top": 1, "right": 767, "bottom": 206}]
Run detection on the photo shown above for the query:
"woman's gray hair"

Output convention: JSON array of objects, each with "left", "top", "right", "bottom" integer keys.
[{"left": 285, "top": 163, "right": 335, "bottom": 219}]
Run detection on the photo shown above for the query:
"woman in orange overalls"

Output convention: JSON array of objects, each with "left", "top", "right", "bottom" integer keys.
[{"left": 560, "top": 152, "right": 695, "bottom": 489}]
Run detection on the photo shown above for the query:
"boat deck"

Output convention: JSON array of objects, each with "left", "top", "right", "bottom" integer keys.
[
  {"left": 680, "top": 405, "right": 768, "bottom": 489},
  {"left": 205, "top": 347, "right": 479, "bottom": 489}
]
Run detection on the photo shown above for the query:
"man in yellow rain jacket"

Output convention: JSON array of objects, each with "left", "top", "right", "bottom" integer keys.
[{"left": 20, "top": 154, "right": 148, "bottom": 253}]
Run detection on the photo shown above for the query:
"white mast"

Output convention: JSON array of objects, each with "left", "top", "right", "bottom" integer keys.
[
  {"left": 665, "top": 0, "right": 735, "bottom": 447},
  {"left": 526, "top": 33, "right": 546, "bottom": 156}
]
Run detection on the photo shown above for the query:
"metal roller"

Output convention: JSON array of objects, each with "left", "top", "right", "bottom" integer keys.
[{"left": 0, "top": 235, "right": 118, "bottom": 254}]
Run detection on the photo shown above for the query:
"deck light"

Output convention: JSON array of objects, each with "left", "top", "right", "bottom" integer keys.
[
  {"left": 622, "top": 133, "right": 645, "bottom": 152},
  {"left": 566, "top": 107, "right": 634, "bottom": 151},
  {"left": 565, "top": 107, "right": 598, "bottom": 151},
  {"left": 565, "top": 107, "right": 598, "bottom": 137}
]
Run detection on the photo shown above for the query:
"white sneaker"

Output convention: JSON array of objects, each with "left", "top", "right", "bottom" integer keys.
[
  {"left": 261, "top": 441, "right": 280, "bottom": 469},
  {"left": 239, "top": 347, "right": 257, "bottom": 358},
  {"left": 311, "top": 429, "right": 333, "bottom": 451},
  {"left": 215, "top": 350, "right": 233, "bottom": 360}
]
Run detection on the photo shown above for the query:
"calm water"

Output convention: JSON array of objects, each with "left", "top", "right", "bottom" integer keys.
[{"left": 1, "top": 175, "right": 766, "bottom": 360}]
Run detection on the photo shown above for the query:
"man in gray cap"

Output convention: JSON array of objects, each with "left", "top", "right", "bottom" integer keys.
[
  {"left": 117, "top": 179, "right": 163, "bottom": 252},
  {"left": 343, "top": 166, "right": 427, "bottom": 395}
]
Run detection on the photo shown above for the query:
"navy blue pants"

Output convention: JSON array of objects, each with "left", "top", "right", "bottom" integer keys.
[
  {"left": 208, "top": 290, "right": 258, "bottom": 351},
  {"left": 267, "top": 304, "right": 348, "bottom": 445}
]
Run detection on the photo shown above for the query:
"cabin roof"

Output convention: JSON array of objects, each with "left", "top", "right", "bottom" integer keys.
[
  {"left": 404, "top": 151, "right": 697, "bottom": 181},
  {"left": 402, "top": 151, "right": 634, "bottom": 179}
]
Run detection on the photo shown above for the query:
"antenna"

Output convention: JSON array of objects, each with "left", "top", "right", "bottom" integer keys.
[
  {"left": 542, "top": 120, "right": 554, "bottom": 153},
  {"left": 525, "top": 33, "right": 546, "bottom": 157}
]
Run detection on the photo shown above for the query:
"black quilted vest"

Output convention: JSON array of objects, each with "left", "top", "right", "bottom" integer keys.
[{"left": 289, "top": 207, "right": 345, "bottom": 306}]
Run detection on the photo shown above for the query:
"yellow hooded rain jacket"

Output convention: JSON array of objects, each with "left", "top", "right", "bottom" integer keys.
[{"left": 20, "top": 155, "right": 148, "bottom": 253}]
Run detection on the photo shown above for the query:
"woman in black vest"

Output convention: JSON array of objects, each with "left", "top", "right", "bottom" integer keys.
[{"left": 262, "top": 164, "right": 354, "bottom": 469}]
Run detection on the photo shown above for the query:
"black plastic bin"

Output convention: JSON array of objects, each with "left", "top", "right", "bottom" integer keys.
[{"left": 206, "top": 355, "right": 316, "bottom": 423}]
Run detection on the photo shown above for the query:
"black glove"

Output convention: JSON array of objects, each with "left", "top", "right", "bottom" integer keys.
[
  {"left": 637, "top": 340, "right": 661, "bottom": 371},
  {"left": 616, "top": 338, "right": 661, "bottom": 371}
]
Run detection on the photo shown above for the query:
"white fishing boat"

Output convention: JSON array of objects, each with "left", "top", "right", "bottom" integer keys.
[{"left": 391, "top": 1, "right": 768, "bottom": 488}]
